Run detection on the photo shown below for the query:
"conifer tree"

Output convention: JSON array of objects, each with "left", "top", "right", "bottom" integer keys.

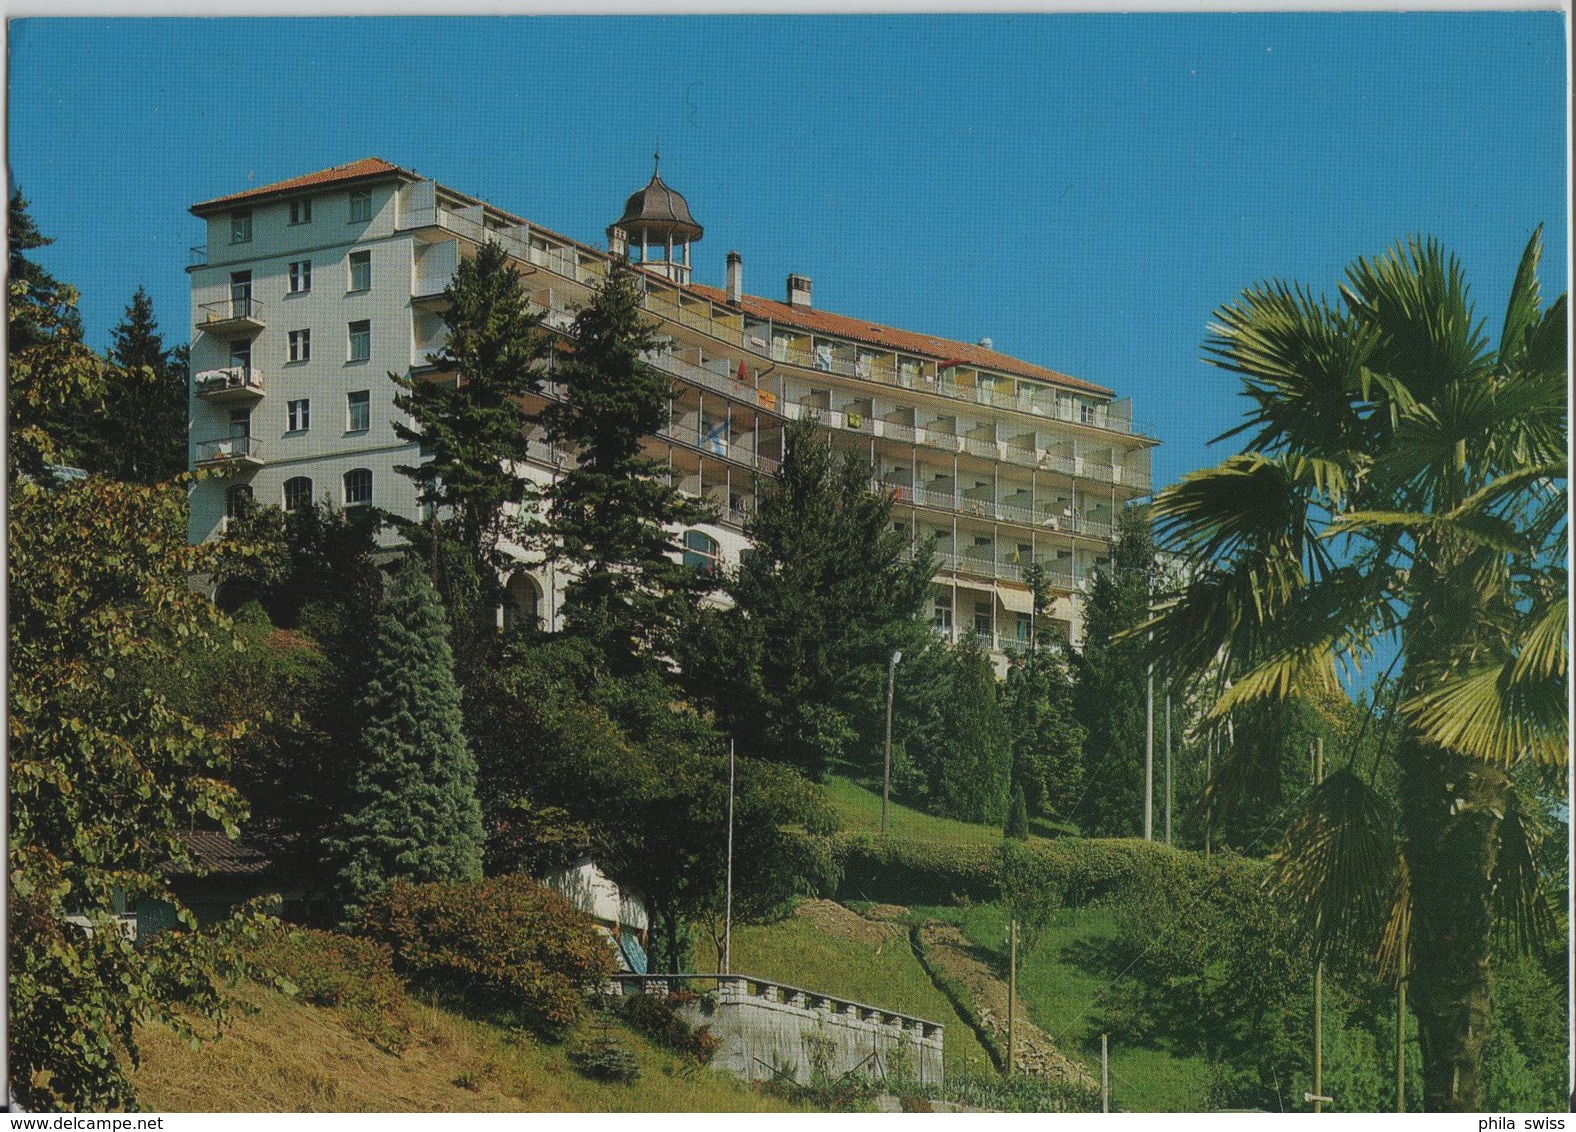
[
  {"left": 537, "top": 261, "right": 710, "bottom": 676},
  {"left": 8, "top": 190, "right": 101, "bottom": 481},
  {"left": 94, "top": 287, "right": 188, "bottom": 484},
  {"left": 329, "top": 557, "right": 484, "bottom": 917},
  {"left": 910, "top": 638, "right": 1012, "bottom": 823},
  {"left": 687, "top": 416, "right": 933, "bottom": 780},
  {"left": 1072, "top": 504, "right": 1158, "bottom": 837},
  {"left": 1004, "top": 784, "right": 1030, "bottom": 839}
]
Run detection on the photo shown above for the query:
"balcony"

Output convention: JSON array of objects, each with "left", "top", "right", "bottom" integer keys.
[
  {"left": 193, "top": 366, "right": 264, "bottom": 405},
  {"left": 194, "top": 436, "right": 264, "bottom": 469},
  {"left": 195, "top": 297, "right": 265, "bottom": 338}
]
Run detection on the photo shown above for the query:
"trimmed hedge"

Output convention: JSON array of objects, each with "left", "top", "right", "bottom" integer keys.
[
  {"left": 831, "top": 831, "right": 1232, "bottom": 913},
  {"left": 831, "top": 834, "right": 998, "bottom": 905},
  {"left": 358, "top": 874, "right": 615, "bottom": 1035}
]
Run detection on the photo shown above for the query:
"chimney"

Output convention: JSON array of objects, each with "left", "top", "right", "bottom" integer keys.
[
  {"left": 726, "top": 250, "right": 743, "bottom": 305},
  {"left": 787, "top": 273, "right": 813, "bottom": 308}
]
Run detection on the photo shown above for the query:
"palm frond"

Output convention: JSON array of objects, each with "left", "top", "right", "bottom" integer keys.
[
  {"left": 1375, "top": 852, "right": 1412, "bottom": 980},
  {"left": 1509, "top": 597, "right": 1568, "bottom": 685},
  {"left": 1492, "top": 787, "right": 1557, "bottom": 955},
  {"left": 1398, "top": 659, "right": 1569, "bottom": 767},
  {"left": 1268, "top": 768, "right": 1403, "bottom": 965},
  {"left": 1209, "top": 645, "right": 1339, "bottom": 717},
  {"left": 1497, "top": 225, "right": 1545, "bottom": 370}
]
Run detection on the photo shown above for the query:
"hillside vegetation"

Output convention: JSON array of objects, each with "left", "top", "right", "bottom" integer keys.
[{"left": 131, "top": 978, "right": 804, "bottom": 1113}]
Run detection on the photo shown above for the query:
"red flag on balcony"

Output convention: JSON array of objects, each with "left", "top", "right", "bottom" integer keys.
[{"left": 737, "top": 360, "right": 749, "bottom": 382}]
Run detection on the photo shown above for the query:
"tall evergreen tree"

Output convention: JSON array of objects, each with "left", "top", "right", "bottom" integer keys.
[
  {"left": 393, "top": 239, "right": 543, "bottom": 677},
  {"left": 1072, "top": 504, "right": 1158, "bottom": 837},
  {"left": 688, "top": 416, "right": 934, "bottom": 780},
  {"left": 94, "top": 287, "right": 188, "bottom": 484},
  {"left": 7, "top": 190, "right": 101, "bottom": 481},
  {"left": 537, "top": 260, "right": 710, "bottom": 677},
  {"left": 328, "top": 557, "right": 484, "bottom": 917},
  {"left": 910, "top": 638, "right": 1013, "bottom": 824}
]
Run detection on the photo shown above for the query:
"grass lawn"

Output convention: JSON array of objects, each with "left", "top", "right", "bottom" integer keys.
[
  {"left": 823, "top": 775, "right": 1009, "bottom": 848},
  {"left": 694, "top": 902, "right": 997, "bottom": 1079},
  {"left": 132, "top": 979, "right": 807, "bottom": 1112},
  {"left": 910, "top": 901, "right": 1209, "bottom": 1112}
]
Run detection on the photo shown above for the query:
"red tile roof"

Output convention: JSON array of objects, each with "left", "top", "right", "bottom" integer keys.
[
  {"left": 686, "top": 283, "right": 1112, "bottom": 398},
  {"left": 190, "top": 157, "right": 415, "bottom": 214},
  {"left": 191, "top": 158, "right": 1111, "bottom": 399}
]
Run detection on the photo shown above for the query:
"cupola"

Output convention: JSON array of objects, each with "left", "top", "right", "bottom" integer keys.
[{"left": 606, "top": 150, "right": 703, "bottom": 284}]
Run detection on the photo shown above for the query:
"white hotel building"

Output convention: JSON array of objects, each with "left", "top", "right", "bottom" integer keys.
[{"left": 187, "top": 158, "right": 1156, "bottom": 650}]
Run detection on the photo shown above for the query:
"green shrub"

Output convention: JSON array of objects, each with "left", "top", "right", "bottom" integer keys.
[
  {"left": 621, "top": 992, "right": 720, "bottom": 1063},
  {"left": 249, "top": 927, "right": 414, "bottom": 1052},
  {"left": 358, "top": 874, "right": 615, "bottom": 1035},
  {"left": 569, "top": 1038, "right": 640, "bottom": 1083},
  {"left": 832, "top": 834, "right": 998, "bottom": 905}
]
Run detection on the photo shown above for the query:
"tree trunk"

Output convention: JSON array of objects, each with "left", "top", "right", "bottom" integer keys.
[{"left": 1398, "top": 737, "right": 1507, "bottom": 1111}]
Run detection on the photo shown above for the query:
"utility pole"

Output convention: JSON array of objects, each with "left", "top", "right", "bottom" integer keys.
[
  {"left": 1313, "top": 737, "right": 1324, "bottom": 1113},
  {"left": 1144, "top": 657, "right": 1153, "bottom": 841},
  {"left": 1397, "top": 974, "right": 1407, "bottom": 1112},
  {"left": 882, "top": 650, "right": 902, "bottom": 835},
  {"left": 723, "top": 738, "right": 735, "bottom": 975},
  {"left": 1007, "top": 919, "right": 1017, "bottom": 1077},
  {"left": 1164, "top": 687, "right": 1172, "bottom": 847},
  {"left": 1101, "top": 1033, "right": 1109, "bottom": 1112}
]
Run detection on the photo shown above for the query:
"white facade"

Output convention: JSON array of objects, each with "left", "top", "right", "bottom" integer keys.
[{"left": 188, "top": 159, "right": 1158, "bottom": 651}]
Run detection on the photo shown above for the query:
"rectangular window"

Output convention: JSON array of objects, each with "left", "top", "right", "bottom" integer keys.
[
  {"left": 974, "top": 601, "right": 993, "bottom": 636},
  {"left": 288, "top": 329, "right": 311, "bottom": 363},
  {"left": 348, "top": 250, "right": 371, "bottom": 292},
  {"left": 230, "top": 210, "right": 252, "bottom": 244},
  {"left": 289, "top": 198, "right": 312, "bottom": 225},
  {"left": 1016, "top": 613, "right": 1033, "bottom": 642},
  {"left": 348, "top": 320, "right": 371, "bottom": 363},
  {"left": 346, "top": 390, "right": 370, "bottom": 433},
  {"left": 287, "top": 398, "right": 310, "bottom": 433},
  {"left": 348, "top": 190, "right": 372, "bottom": 223},
  {"left": 288, "top": 260, "right": 312, "bottom": 293}
]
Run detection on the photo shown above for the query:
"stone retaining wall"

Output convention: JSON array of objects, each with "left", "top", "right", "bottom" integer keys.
[{"left": 610, "top": 974, "right": 943, "bottom": 1087}]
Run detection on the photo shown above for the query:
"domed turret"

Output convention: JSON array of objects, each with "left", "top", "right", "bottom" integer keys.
[{"left": 607, "top": 151, "right": 702, "bottom": 284}]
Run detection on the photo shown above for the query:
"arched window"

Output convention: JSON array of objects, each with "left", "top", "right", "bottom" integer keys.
[
  {"left": 283, "top": 476, "right": 313, "bottom": 512},
  {"left": 225, "top": 483, "right": 254, "bottom": 519},
  {"left": 501, "top": 573, "right": 542, "bottom": 633},
  {"left": 682, "top": 529, "right": 720, "bottom": 576},
  {"left": 343, "top": 467, "right": 373, "bottom": 506}
]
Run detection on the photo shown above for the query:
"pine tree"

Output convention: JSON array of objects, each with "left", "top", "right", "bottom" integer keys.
[
  {"left": 538, "top": 260, "right": 710, "bottom": 677},
  {"left": 1071, "top": 504, "right": 1157, "bottom": 837},
  {"left": 92, "top": 287, "right": 188, "bottom": 484},
  {"left": 393, "top": 239, "right": 544, "bottom": 677},
  {"left": 329, "top": 557, "right": 484, "bottom": 917},
  {"left": 394, "top": 239, "right": 544, "bottom": 559},
  {"left": 912, "top": 638, "right": 1012, "bottom": 824},
  {"left": 1004, "top": 784, "right": 1030, "bottom": 839},
  {"left": 1003, "top": 647, "right": 1085, "bottom": 820},
  {"left": 688, "top": 416, "right": 934, "bottom": 780},
  {"left": 8, "top": 190, "right": 101, "bottom": 481}
]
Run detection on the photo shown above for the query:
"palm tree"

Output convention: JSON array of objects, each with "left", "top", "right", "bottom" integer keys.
[{"left": 1146, "top": 229, "right": 1566, "bottom": 1111}]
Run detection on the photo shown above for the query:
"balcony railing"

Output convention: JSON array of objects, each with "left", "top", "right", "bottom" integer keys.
[
  {"left": 195, "top": 297, "right": 265, "bottom": 336},
  {"left": 194, "top": 436, "right": 264, "bottom": 467},
  {"left": 189, "top": 245, "right": 208, "bottom": 268},
  {"left": 193, "top": 366, "right": 264, "bottom": 403}
]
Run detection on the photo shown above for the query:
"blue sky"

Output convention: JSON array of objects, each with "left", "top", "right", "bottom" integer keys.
[{"left": 8, "top": 13, "right": 1568, "bottom": 491}]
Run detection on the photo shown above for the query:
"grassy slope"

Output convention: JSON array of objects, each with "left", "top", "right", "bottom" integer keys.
[
  {"left": 132, "top": 982, "right": 805, "bottom": 1113},
  {"left": 911, "top": 902, "right": 1208, "bottom": 1112},
  {"left": 823, "top": 775, "right": 1005, "bottom": 847},
  {"left": 694, "top": 905, "right": 997, "bottom": 1079},
  {"left": 823, "top": 776, "right": 1207, "bottom": 1111}
]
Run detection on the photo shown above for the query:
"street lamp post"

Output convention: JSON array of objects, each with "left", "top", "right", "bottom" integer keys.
[{"left": 882, "top": 650, "right": 902, "bottom": 835}]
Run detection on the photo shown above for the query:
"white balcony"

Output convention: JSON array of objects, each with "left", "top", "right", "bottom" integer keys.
[
  {"left": 195, "top": 297, "right": 265, "bottom": 338},
  {"left": 194, "top": 436, "right": 264, "bottom": 469},
  {"left": 193, "top": 366, "right": 264, "bottom": 405}
]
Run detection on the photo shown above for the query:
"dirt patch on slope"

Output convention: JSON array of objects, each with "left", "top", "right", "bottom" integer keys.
[
  {"left": 793, "top": 898, "right": 902, "bottom": 948},
  {"left": 918, "top": 922, "right": 1093, "bottom": 1087}
]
